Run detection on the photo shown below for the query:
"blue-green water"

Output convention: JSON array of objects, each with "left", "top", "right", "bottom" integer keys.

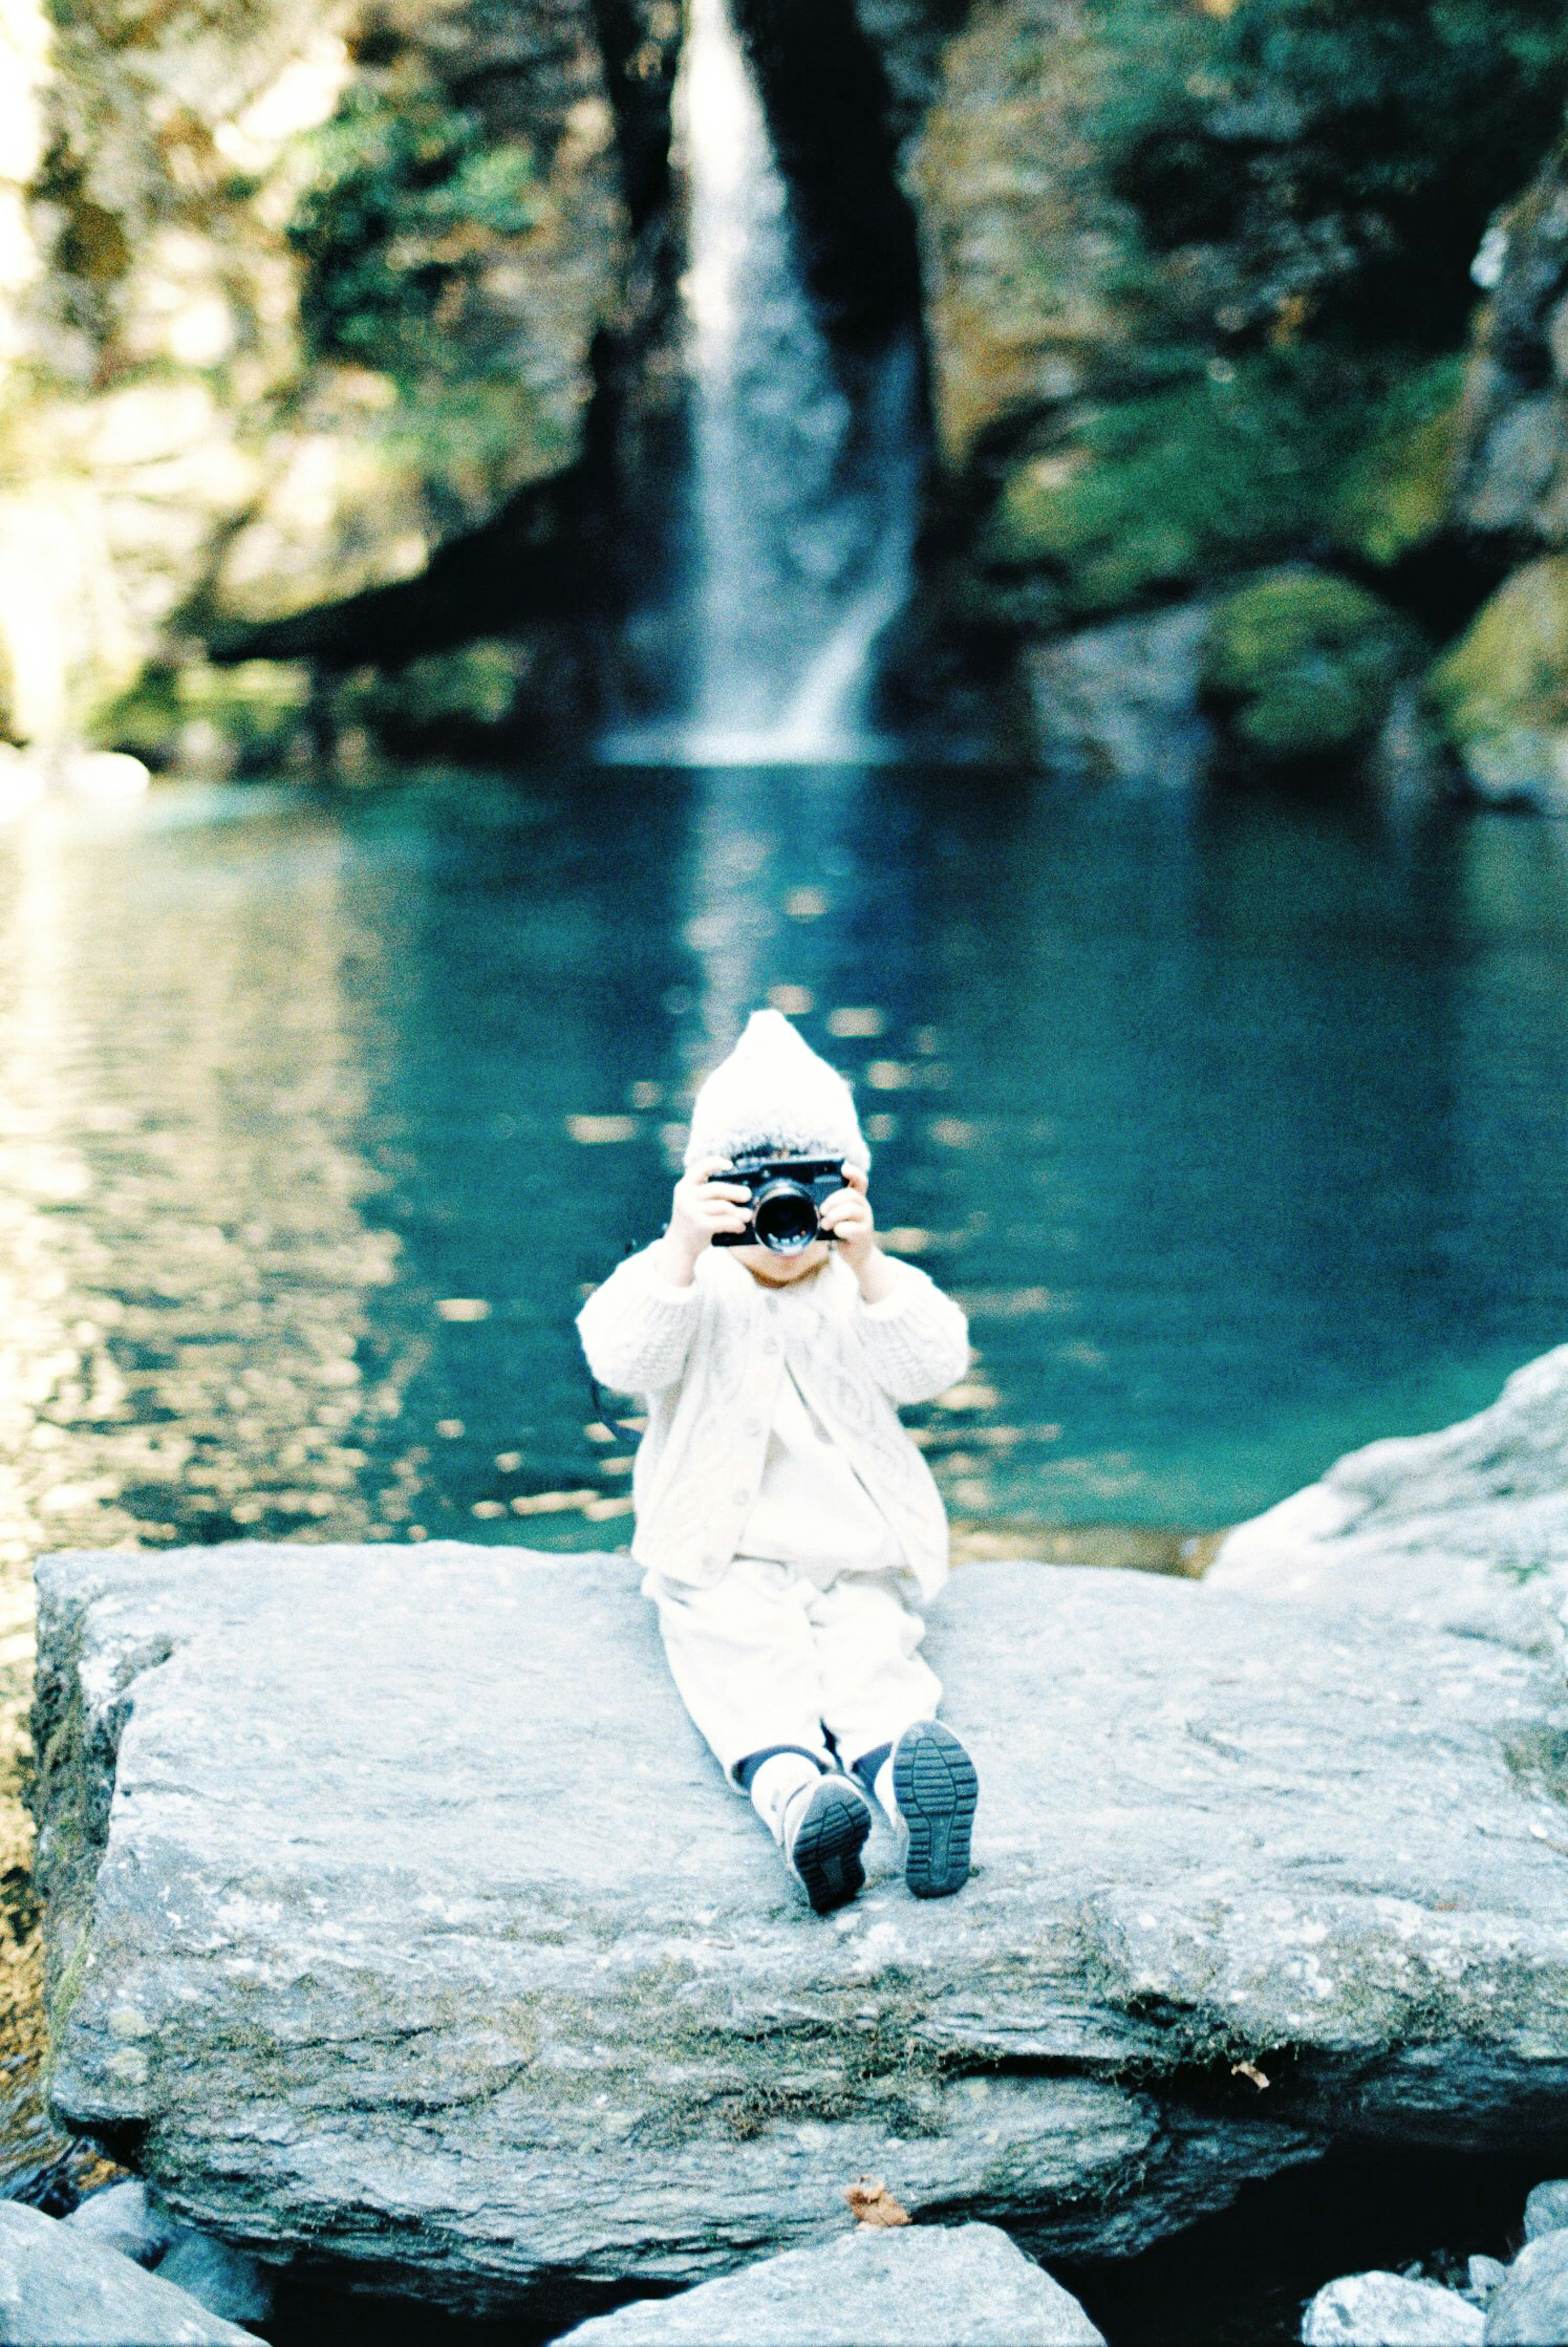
[{"left": 2, "top": 765, "right": 1567, "bottom": 1572}]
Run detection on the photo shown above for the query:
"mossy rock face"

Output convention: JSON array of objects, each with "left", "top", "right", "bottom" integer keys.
[
  {"left": 980, "top": 355, "right": 1384, "bottom": 620},
  {"left": 0, "top": 0, "right": 629, "bottom": 742},
  {"left": 904, "top": 0, "right": 1568, "bottom": 627},
  {"left": 1334, "top": 359, "right": 1468, "bottom": 571},
  {"left": 1427, "top": 557, "right": 1568, "bottom": 804},
  {"left": 1199, "top": 568, "right": 1422, "bottom": 766},
  {"left": 977, "top": 353, "right": 1476, "bottom": 626}
]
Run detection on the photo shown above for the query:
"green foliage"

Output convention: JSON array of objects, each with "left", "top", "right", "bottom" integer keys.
[
  {"left": 1199, "top": 566, "right": 1421, "bottom": 762},
  {"left": 1091, "top": 0, "right": 1568, "bottom": 349},
  {"left": 335, "top": 639, "right": 536, "bottom": 742},
  {"left": 288, "top": 79, "right": 541, "bottom": 385},
  {"left": 958, "top": 0, "right": 1561, "bottom": 630},
  {"left": 982, "top": 348, "right": 1394, "bottom": 613},
  {"left": 96, "top": 661, "right": 313, "bottom": 772}
]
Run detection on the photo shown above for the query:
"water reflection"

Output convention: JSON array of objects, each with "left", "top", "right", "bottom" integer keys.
[
  {"left": 678, "top": 765, "right": 891, "bottom": 1063},
  {"left": 2, "top": 771, "right": 1567, "bottom": 1587},
  {"left": 0, "top": 800, "right": 428, "bottom": 1574}
]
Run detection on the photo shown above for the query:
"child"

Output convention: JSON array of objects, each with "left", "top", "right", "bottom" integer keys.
[{"left": 577, "top": 1010, "right": 979, "bottom": 1914}]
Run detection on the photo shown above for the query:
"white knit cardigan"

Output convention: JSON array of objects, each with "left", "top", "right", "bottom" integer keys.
[{"left": 577, "top": 1245, "right": 971, "bottom": 1599}]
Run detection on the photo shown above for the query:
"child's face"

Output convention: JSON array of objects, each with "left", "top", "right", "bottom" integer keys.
[{"left": 733, "top": 1237, "right": 831, "bottom": 1286}]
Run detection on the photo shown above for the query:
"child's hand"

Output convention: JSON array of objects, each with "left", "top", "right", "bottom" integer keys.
[
  {"left": 820, "top": 1163, "right": 889, "bottom": 1288},
  {"left": 655, "top": 1161, "right": 751, "bottom": 1284}
]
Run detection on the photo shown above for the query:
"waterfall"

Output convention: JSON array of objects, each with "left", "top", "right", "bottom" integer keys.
[{"left": 600, "top": 0, "right": 920, "bottom": 766}]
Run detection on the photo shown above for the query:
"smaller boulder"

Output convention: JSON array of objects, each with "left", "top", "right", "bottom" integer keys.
[
  {"left": 64, "top": 2178, "right": 181, "bottom": 2267},
  {"left": 1425, "top": 557, "right": 1568, "bottom": 810},
  {"left": 0, "top": 2202, "right": 261, "bottom": 2345},
  {"left": 1302, "top": 2271, "right": 1485, "bottom": 2345},
  {"left": 1198, "top": 568, "right": 1421, "bottom": 768},
  {"left": 1484, "top": 2232, "right": 1568, "bottom": 2345},
  {"left": 558, "top": 2223, "right": 1106, "bottom": 2345},
  {"left": 1523, "top": 2183, "right": 1568, "bottom": 2244},
  {"left": 1469, "top": 2259, "right": 1509, "bottom": 2306},
  {"left": 158, "top": 2233, "right": 276, "bottom": 2323}
]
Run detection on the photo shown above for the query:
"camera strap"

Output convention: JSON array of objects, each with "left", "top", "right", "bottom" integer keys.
[{"left": 588, "top": 1375, "right": 644, "bottom": 1449}]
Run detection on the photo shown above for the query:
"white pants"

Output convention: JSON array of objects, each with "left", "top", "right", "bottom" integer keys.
[{"left": 646, "top": 1557, "right": 942, "bottom": 1783}]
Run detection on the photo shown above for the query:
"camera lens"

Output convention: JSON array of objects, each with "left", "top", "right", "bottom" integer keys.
[{"left": 752, "top": 1179, "right": 819, "bottom": 1255}]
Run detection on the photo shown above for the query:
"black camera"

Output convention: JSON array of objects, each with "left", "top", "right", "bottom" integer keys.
[{"left": 711, "top": 1157, "right": 848, "bottom": 1256}]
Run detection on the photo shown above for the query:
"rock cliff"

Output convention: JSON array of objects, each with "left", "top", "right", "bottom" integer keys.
[
  {"left": 1428, "top": 132, "right": 1568, "bottom": 808},
  {"left": 0, "top": 0, "right": 633, "bottom": 755},
  {"left": 7, "top": 0, "right": 1568, "bottom": 768},
  {"left": 29, "top": 1395, "right": 1568, "bottom": 2312},
  {"left": 886, "top": 0, "right": 1568, "bottom": 775}
]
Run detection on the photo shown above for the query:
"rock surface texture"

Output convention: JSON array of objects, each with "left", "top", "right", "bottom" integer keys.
[
  {"left": 62, "top": 2173, "right": 275, "bottom": 2320},
  {"left": 63, "top": 2176, "right": 182, "bottom": 2265},
  {"left": 1524, "top": 2180, "right": 1568, "bottom": 2242},
  {"left": 1300, "top": 2271, "right": 1484, "bottom": 2346},
  {"left": 558, "top": 2222, "right": 1105, "bottom": 2345},
  {"left": 156, "top": 2231, "right": 276, "bottom": 2324},
  {"left": 0, "top": 2200, "right": 261, "bottom": 2346},
  {"left": 1209, "top": 1342, "right": 1568, "bottom": 1596},
  {"left": 30, "top": 1364, "right": 1568, "bottom": 2313},
  {"left": 1486, "top": 2233, "right": 1568, "bottom": 2347}
]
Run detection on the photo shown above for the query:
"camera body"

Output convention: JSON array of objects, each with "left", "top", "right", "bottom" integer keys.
[{"left": 711, "top": 1156, "right": 847, "bottom": 1256}]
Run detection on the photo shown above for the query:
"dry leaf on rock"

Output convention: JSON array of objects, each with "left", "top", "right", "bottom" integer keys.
[{"left": 845, "top": 2175, "right": 911, "bottom": 2227}]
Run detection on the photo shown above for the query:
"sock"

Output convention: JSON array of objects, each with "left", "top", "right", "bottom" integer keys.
[
  {"left": 737, "top": 1743, "right": 827, "bottom": 1795},
  {"left": 851, "top": 1740, "right": 898, "bottom": 1828},
  {"left": 746, "top": 1750, "right": 825, "bottom": 1846}
]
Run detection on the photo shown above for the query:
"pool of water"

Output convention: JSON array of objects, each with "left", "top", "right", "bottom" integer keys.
[{"left": 4, "top": 764, "right": 1568, "bottom": 1574}]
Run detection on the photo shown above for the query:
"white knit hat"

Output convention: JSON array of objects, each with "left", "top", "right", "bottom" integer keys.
[{"left": 684, "top": 1010, "right": 869, "bottom": 1171}]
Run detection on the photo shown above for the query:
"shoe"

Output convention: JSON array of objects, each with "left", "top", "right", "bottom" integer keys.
[
  {"left": 783, "top": 1771, "right": 874, "bottom": 1914},
  {"left": 891, "top": 1721, "right": 978, "bottom": 1899}
]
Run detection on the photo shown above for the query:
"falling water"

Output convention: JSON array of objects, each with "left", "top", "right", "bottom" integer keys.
[{"left": 600, "top": 0, "right": 920, "bottom": 765}]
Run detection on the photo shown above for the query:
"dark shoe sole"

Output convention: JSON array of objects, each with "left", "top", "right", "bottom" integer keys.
[
  {"left": 790, "top": 1776, "right": 873, "bottom": 1914},
  {"left": 894, "top": 1721, "right": 978, "bottom": 1898}
]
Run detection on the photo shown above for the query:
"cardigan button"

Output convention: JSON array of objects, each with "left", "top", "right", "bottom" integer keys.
[
  {"left": 732, "top": 1485, "right": 750, "bottom": 1505},
  {"left": 743, "top": 1417, "right": 762, "bottom": 1436}
]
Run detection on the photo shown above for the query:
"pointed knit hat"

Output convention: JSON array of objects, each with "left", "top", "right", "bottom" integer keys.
[{"left": 684, "top": 1009, "right": 869, "bottom": 1171}]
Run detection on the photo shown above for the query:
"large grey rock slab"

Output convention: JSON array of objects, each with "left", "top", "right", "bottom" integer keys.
[
  {"left": 1210, "top": 1344, "right": 1568, "bottom": 1599},
  {"left": 558, "top": 2222, "right": 1105, "bottom": 2344},
  {"left": 1302, "top": 2271, "right": 1485, "bottom": 2345},
  {"left": 0, "top": 2201, "right": 260, "bottom": 2345},
  {"left": 30, "top": 1508, "right": 1568, "bottom": 2311}
]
